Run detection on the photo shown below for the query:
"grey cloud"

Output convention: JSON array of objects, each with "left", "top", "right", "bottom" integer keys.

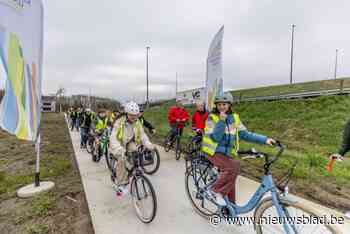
[{"left": 42, "top": 0, "right": 350, "bottom": 101}]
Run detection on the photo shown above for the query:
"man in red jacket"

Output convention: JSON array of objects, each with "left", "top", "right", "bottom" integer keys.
[
  {"left": 167, "top": 100, "right": 190, "bottom": 142},
  {"left": 192, "top": 100, "right": 209, "bottom": 136}
]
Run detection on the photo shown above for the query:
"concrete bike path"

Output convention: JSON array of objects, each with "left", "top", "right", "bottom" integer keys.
[{"left": 68, "top": 129, "right": 349, "bottom": 234}]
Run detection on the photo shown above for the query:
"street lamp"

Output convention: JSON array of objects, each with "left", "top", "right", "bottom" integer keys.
[
  {"left": 146, "top": 46, "right": 150, "bottom": 107},
  {"left": 334, "top": 49, "right": 339, "bottom": 80},
  {"left": 289, "top": 24, "right": 296, "bottom": 84}
]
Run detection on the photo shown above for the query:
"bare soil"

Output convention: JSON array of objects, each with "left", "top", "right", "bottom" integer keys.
[{"left": 0, "top": 113, "right": 94, "bottom": 234}]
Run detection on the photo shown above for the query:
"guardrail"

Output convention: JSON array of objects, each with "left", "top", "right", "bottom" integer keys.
[{"left": 234, "top": 87, "right": 350, "bottom": 103}]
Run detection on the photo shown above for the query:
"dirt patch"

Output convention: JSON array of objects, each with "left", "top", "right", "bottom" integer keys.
[{"left": 0, "top": 113, "right": 94, "bottom": 234}]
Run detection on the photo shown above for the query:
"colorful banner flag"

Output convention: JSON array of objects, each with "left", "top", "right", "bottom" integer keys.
[
  {"left": 0, "top": 0, "right": 44, "bottom": 141},
  {"left": 205, "top": 26, "right": 224, "bottom": 111}
]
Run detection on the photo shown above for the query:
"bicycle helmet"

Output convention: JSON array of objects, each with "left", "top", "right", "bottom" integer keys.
[
  {"left": 124, "top": 101, "right": 140, "bottom": 115},
  {"left": 214, "top": 93, "right": 233, "bottom": 104}
]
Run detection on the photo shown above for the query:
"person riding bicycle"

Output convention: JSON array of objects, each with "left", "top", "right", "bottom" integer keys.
[
  {"left": 139, "top": 105, "right": 156, "bottom": 134},
  {"left": 191, "top": 100, "right": 209, "bottom": 143},
  {"left": 109, "top": 101, "right": 155, "bottom": 196},
  {"left": 80, "top": 108, "right": 93, "bottom": 149},
  {"left": 70, "top": 108, "right": 79, "bottom": 131},
  {"left": 167, "top": 100, "right": 190, "bottom": 145},
  {"left": 329, "top": 118, "right": 350, "bottom": 219},
  {"left": 92, "top": 109, "right": 111, "bottom": 157},
  {"left": 202, "top": 93, "right": 275, "bottom": 206}
]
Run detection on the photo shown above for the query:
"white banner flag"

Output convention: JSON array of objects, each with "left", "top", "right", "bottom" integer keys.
[
  {"left": 205, "top": 26, "right": 224, "bottom": 111},
  {"left": 0, "top": 0, "right": 44, "bottom": 141}
]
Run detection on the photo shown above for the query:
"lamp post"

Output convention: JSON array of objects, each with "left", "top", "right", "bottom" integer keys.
[
  {"left": 334, "top": 49, "right": 338, "bottom": 80},
  {"left": 290, "top": 24, "right": 296, "bottom": 84}
]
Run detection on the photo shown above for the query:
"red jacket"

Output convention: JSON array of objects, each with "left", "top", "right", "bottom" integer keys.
[
  {"left": 192, "top": 111, "right": 209, "bottom": 130},
  {"left": 168, "top": 106, "right": 190, "bottom": 129}
]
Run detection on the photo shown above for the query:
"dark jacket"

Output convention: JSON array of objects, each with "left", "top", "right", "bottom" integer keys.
[
  {"left": 80, "top": 112, "right": 93, "bottom": 129},
  {"left": 339, "top": 119, "right": 350, "bottom": 157},
  {"left": 139, "top": 116, "right": 154, "bottom": 132}
]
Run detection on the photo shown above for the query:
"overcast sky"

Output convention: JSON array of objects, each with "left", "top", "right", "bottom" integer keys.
[{"left": 38, "top": 0, "right": 350, "bottom": 102}]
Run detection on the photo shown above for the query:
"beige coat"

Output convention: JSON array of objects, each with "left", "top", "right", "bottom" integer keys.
[{"left": 109, "top": 117, "right": 154, "bottom": 157}]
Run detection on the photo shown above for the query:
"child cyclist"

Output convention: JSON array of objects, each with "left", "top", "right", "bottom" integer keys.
[{"left": 202, "top": 93, "right": 276, "bottom": 206}]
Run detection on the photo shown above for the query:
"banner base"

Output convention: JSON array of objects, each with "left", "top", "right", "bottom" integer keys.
[{"left": 17, "top": 181, "right": 55, "bottom": 198}]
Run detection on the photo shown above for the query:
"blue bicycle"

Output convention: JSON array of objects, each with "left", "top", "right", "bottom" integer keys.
[{"left": 185, "top": 142, "right": 340, "bottom": 234}]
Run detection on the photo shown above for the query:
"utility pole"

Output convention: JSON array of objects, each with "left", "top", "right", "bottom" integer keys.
[
  {"left": 334, "top": 49, "right": 338, "bottom": 80},
  {"left": 146, "top": 46, "right": 150, "bottom": 108},
  {"left": 176, "top": 72, "right": 178, "bottom": 99},
  {"left": 290, "top": 24, "right": 296, "bottom": 84}
]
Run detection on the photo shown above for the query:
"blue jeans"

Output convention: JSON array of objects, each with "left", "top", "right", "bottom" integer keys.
[{"left": 80, "top": 127, "right": 89, "bottom": 146}]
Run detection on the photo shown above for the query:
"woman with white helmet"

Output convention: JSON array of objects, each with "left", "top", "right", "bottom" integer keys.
[{"left": 109, "top": 101, "right": 155, "bottom": 196}]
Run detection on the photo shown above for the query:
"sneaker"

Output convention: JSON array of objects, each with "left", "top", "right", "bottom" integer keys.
[
  {"left": 116, "top": 185, "right": 129, "bottom": 197},
  {"left": 345, "top": 211, "right": 350, "bottom": 219},
  {"left": 207, "top": 190, "right": 227, "bottom": 206}
]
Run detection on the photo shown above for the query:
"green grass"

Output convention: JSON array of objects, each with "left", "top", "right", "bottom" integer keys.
[
  {"left": 145, "top": 94, "right": 350, "bottom": 209},
  {"left": 31, "top": 193, "right": 56, "bottom": 217},
  {"left": 27, "top": 224, "right": 49, "bottom": 234},
  {"left": 231, "top": 77, "right": 350, "bottom": 99}
]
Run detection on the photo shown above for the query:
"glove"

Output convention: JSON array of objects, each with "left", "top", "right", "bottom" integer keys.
[{"left": 329, "top": 153, "right": 344, "bottom": 161}]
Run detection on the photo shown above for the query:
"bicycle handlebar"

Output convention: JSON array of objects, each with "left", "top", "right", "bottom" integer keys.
[{"left": 238, "top": 140, "right": 285, "bottom": 169}]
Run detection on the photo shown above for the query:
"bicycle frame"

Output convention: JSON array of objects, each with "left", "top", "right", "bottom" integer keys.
[{"left": 222, "top": 174, "right": 297, "bottom": 234}]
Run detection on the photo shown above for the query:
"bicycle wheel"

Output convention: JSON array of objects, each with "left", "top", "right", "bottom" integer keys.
[
  {"left": 163, "top": 132, "right": 173, "bottom": 152},
  {"left": 185, "top": 162, "right": 218, "bottom": 218},
  {"left": 175, "top": 137, "right": 181, "bottom": 160},
  {"left": 92, "top": 141, "right": 99, "bottom": 162},
  {"left": 254, "top": 197, "right": 341, "bottom": 234},
  {"left": 142, "top": 148, "right": 161, "bottom": 175},
  {"left": 86, "top": 137, "right": 94, "bottom": 154},
  {"left": 130, "top": 174, "right": 157, "bottom": 223},
  {"left": 104, "top": 149, "right": 113, "bottom": 172}
]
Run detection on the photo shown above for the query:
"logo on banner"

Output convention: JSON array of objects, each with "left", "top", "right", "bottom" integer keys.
[{"left": 0, "top": 0, "right": 31, "bottom": 11}]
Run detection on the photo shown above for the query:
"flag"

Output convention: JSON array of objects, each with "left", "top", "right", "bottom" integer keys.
[
  {"left": 0, "top": 0, "right": 44, "bottom": 141},
  {"left": 205, "top": 26, "right": 224, "bottom": 111}
]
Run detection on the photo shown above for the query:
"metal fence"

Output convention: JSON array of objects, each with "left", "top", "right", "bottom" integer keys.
[{"left": 233, "top": 87, "right": 350, "bottom": 103}]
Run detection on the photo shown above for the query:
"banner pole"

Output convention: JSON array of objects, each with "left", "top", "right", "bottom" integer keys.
[{"left": 34, "top": 134, "right": 41, "bottom": 187}]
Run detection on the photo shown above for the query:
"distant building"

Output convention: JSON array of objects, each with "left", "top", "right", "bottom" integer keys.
[
  {"left": 42, "top": 96, "right": 56, "bottom": 112},
  {"left": 176, "top": 87, "right": 205, "bottom": 106}
]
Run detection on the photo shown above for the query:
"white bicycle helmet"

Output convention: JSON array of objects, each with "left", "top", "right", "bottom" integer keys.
[{"left": 124, "top": 101, "right": 140, "bottom": 115}]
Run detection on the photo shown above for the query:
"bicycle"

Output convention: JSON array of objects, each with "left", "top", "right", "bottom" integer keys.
[
  {"left": 185, "top": 129, "right": 203, "bottom": 158},
  {"left": 185, "top": 142, "right": 340, "bottom": 234},
  {"left": 163, "top": 122, "right": 186, "bottom": 160},
  {"left": 109, "top": 147, "right": 157, "bottom": 223},
  {"left": 91, "top": 130, "right": 112, "bottom": 171}
]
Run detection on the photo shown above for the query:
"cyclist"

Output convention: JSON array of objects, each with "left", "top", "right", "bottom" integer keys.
[
  {"left": 167, "top": 100, "right": 189, "bottom": 145},
  {"left": 92, "top": 109, "right": 111, "bottom": 158},
  {"left": 80, "top": 108, "right": 93, "bottom": 149},
  {"left": 139, "top": 105, "right": 156, "bottom": 134},
  {"left": 76, "top": 107, "right": 84, "bottom": 132},
  {"left": 329, "top": 118, "right": 350, "bottom": 219},
  {"left": 70, "top": 108, "right": 78, "bottom": 131},
  {"left": 201, "top": 93, "right": 275, "bottom": 206},
  {"left": 191, "top": 100, "right": 208, "bottom": 143},
  {"left": 109, "top": 101, "right": 155, "bottom": 196}
]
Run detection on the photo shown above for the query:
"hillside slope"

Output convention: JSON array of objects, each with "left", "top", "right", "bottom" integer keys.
[{"left": 145, "top": 95, "right": 350, "bottom": 211}]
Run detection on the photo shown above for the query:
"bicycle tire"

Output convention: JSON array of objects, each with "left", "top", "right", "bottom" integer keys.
[
  {"left": 163, "top": 132, "right": 173, "bottom": 152},
  {"left": 185, "top": 165, "right": 218, "bottom": 219},
  {"left": 130, "top": 174, "right": 157, "bottom": 223},
  {"left": 104, "top": 149, "right": 113, "bottom": 172},
  {"left": 86, "top": 138, "right": 94, "bottom": 154},
  {"left": 254, "top": 197, "right": 341, "bottom": 234},
  {"left": 143, "top": 148, "right": 161, "bottom": 175},
  {"left": 175, "top": 137, "right": 181, "bottom": 160}
]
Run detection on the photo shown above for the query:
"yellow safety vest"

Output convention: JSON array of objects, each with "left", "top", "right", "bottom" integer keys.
[
  {"left": 116, "top": 116, "right": 142, "bottom": 145},
  {"left": 201, "top": 113, "right": 241, "bottom": 157},
  {"left": 95, "top": 117, "right": 108, "bottom": 131}
]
